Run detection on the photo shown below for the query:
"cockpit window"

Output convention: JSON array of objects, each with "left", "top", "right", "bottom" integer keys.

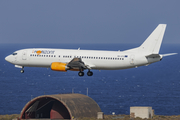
[{"left": 12, "top": 53, "right": 17, "bottom": 55}]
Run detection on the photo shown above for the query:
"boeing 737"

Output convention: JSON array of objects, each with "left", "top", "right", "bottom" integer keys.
[{"left": 5, "top": 24, "right": 177, "bottom": 76}]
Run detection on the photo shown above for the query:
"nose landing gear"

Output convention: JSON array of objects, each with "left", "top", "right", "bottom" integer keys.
[{"left": 20, "top": 67, "right": 24, "bottom": 73}]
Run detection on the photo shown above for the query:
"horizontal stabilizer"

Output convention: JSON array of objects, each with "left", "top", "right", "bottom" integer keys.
[
  {"left": 161, "top": 53, "right": 178, "bottom": 57},
  {"left": 146, "top": 53, "right": 177, "bottom": 58}
]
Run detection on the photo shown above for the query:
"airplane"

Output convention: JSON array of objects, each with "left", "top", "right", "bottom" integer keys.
[{"left": 5, "top": 24, "right": 177, "bottom": 76}]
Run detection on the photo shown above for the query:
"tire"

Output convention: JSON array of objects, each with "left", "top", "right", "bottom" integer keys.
[
  {"left": 21, "top": 70, "right": 24, "bottom": 73},
  {"left": 78, "top": 71, "right": 84, "bottom": 76},
  {"left": 87, "top": 71, "right": 93, "bottom": 76}
]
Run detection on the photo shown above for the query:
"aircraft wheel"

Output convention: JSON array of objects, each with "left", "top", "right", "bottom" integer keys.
[
  {"left": 78, "top": 71, "right": 84, "bottom": 76},
  {"left": 21, "top": 70, "right": 24, "bottom": 73},
  {"left": 87, "top": 71, "right": 93, "bottom": 76}
]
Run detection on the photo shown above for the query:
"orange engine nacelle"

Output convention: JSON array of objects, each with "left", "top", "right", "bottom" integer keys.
[{"left": 51, "top": 62, "right": 69, "bottom": 72}]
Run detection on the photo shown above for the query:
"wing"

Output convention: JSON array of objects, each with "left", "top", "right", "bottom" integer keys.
[{"left": 67, "top": 58, "right": 87, "bottom": 71}]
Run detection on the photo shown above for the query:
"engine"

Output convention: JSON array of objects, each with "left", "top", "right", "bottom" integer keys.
[{"left": 51, "top": 62, "right": 69, "bottom": 72}]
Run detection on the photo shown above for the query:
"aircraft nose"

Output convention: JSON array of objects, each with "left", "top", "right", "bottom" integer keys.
[{"left": 5, "top": 55, "right": 11, "bottom": 62}]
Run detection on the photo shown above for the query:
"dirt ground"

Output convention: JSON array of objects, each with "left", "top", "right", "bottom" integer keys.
[
  {"left": 78, "top": 115, "right": 180, "bottom": 120},
  {"left": 1, "top": 114, "right": 180, "bottom": 120},
  {"left": 0, "top": 114, "right": 19, "bottom": 120}
]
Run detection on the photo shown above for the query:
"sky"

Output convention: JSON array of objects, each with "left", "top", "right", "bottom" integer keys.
[{"left": 0, "top": 0, "right": 180, "bottom": 44}]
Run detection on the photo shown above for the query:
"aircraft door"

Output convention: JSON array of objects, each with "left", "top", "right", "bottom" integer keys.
[
  {"left": 14, "top": 54, "right": 17, "bottom": 62},
  {"left": 22, "top": 50, "right": 27, "bottom": 60},
  {"left": 130, "top": 55, "right": 135, "bottom": 65}
]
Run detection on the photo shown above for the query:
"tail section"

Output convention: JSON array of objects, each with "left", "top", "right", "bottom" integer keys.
[
  {"left": 140, "top": 24, "right": 177, "bottom": 61},
  {"left": 139, "top": 24, "right": 167, "bottom": 54},
  {"left": 123, "top": 24, "right": 177, "bottom": 64}
]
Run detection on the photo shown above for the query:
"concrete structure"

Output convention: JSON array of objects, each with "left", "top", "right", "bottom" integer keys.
[
  {"left": 130, "top": 107, "right": 153, "bottom": 119},
  {"left": 19, "top": 93, "right": 101, "bottom": 120},
  {"left": 97, "top": 112, "right": 104, "bottom": 119}
]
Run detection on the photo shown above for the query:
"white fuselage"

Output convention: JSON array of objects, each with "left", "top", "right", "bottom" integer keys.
[{"left": 5, "top": 48, "right": 160, "bottom": 70}]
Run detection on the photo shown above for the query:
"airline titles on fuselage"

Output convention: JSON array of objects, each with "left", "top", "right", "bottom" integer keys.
[{"left": 32, "top": 50, "right": 55, "bottom": 55}]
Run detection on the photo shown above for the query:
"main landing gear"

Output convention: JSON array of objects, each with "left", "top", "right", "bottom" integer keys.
[
  {"left": 20, "top": 67, "right": 24, "bottom": 73},
  {"left": 78, "top": 70, "right": 93, "bottom": 77},
  {"left": 87, "top": 71, "right": 93, "bottom": 76},
  {"left": 78, "top": 71, "right": 84, "bottom": 76}
]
